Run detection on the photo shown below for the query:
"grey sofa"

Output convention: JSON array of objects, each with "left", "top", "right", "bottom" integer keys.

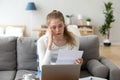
[{"left": 0, "top": 35, "right": 119, "bottom": 80}]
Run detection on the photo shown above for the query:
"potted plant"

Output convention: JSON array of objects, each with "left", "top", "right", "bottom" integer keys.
[
  {"left": 99, "top": 2, "right": 115, "bottom": 46},
  {"left": 86, "top": 18, "right": 91, "bottom": 25}
]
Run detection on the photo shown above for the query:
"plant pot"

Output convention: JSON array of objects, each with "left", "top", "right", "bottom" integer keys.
[
  {"left": 103, "top": 39, "right": 111, "bottom": 46},
  {"left": 104, "top": 42, "right": 111, "bottom": 46},
  {"left": 86, "top": 21, "right": 90, "bottom": 25}
]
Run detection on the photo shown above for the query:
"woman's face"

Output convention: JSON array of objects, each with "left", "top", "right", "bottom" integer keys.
[{"left": 48, "top": 18, "right": 65, "bottom": 37}]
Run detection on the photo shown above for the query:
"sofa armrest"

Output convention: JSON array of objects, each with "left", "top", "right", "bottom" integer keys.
[
  {"left": 87, "top": 59, "right": 109, "bottom": 78},
  {"left": 100, "top": 56, "right": 120, "bottom": 80}
]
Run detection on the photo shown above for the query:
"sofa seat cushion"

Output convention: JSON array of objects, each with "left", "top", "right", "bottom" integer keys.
[
  {"left": 15, "top": 70, "right": 37, "bottom": 80},
  {"left": 0, "top": 70, "right": 16, "bottom": 80},
  {"left": 17, "top": 37, "right": 37, "bottom": 70},
  {"left": 0, "top": 37, "right": 17, "bottom": 70},
  {"left": 80, "top": 70, "right": 92, "bottom": 78}
]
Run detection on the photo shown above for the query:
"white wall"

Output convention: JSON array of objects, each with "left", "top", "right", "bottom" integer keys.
[{"left": 0, "top": 0, "right": 120, "bottom": 44}]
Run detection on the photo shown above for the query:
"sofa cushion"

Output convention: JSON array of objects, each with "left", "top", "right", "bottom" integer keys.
[
  {"left": 0, "top": 37, "right": 17, "bottom": 70},
  {"left": 0, "top": 70, "right": 16, "bottom": 80},
  {"left": 5, "top": 26, "right": 24, "bottom": 37},
  {"left": 15, "top": 70, "right": 36, "bottom": 80},
  {"left": 17, "top": 37, "right": 37, "bottom": 70},
  {"left": 87, "top": 59, "right": 109, "bottom": 78},
  {"left": 79, "top": 35, "right": 99, "bottom": 69},
  {"left": 80, "top": 70, "right": 92, "bottom": 78}
]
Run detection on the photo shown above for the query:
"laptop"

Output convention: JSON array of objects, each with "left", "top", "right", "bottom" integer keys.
[{"left": 41, "top": 64, "right": 81, "bottom": 80}]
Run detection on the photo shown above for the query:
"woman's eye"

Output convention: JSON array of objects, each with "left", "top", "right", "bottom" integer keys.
[
  {"left": 51, "top": 26, "right": 56, "bottom": 29},
  {"left": 58, "top": 24, "right": 62, "bottom": 28}
]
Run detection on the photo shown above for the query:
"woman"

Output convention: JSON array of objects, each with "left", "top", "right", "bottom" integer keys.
[{"left": 36, "top": 10, "right": 83, "bottom": 78}]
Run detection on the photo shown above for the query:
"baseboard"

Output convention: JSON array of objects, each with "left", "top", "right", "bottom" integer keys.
[
  {"left": 100, "top": 42, "right": 120, "bottom": 45},
  {"left": 111, "top": 42, "right": 120, "bottom": 45}
]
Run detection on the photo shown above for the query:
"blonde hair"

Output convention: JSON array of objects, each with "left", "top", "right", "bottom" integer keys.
[{"left": 46, "top": 10, "right": 76, "bottom": 46}]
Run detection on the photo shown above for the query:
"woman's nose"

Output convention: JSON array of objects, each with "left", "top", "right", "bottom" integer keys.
[{"left": 55, "top": 27, "right": 60, "bottom": 31}]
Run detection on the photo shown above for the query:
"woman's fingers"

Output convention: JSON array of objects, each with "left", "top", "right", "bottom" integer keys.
[{"left": 75, "top": 58, "right": 83, "bottom": 64}]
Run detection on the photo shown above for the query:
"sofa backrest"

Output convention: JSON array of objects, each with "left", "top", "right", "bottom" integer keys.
[
  {"left": 17, "top": 37, "right": 37, "bottom": 70},
  {"left": 0, "top": 35, "right": 100, "bottom": 71},
  {"left": 79, "top": 35, "right": 100, "bottom": 69},
  {"left": 16, "top": 36, "right": 100, "bottom": 70},
  {"left": 0, "top": 37, "right": 17, "bottom": 70}
]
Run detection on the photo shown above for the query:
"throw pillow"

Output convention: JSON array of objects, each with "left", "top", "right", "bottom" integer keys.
[
  {"left": 5, "top": 26, "right": 23, "bottom": 37},
  {"left": 0, "top": 37, "right": 17, "bottom": 70},
  {"left": 67, "top": 25, "right": 81, "bottom": 37},
  {"left": 87, "top": 59, "right": 109, "bottom": 78},
  {"left": 17, "top": 37, "right": 37, "bottom": 70}
]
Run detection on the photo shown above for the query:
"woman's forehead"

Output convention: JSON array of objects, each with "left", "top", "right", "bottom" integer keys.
[{"left": 49, "top": 19, "right": 64, "bottom": 25}]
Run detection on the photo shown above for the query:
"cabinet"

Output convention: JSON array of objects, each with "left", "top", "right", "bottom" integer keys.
[
  {"left": 32, "top": 25, "right": 94, "bottom": 38},
  {"left": 78, "top": 25, "right": 94, "bottom": 36},
  {"left": 32, "top": 28, "right": 47, "bottom": 38}
]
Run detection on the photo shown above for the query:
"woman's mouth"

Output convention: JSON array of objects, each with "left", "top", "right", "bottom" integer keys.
[{"left": 56, "top": 33, "right": 61, "bottom": 35}]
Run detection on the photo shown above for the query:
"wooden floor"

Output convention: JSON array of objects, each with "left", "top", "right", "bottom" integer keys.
[{"left": 100, "top": 45, "right": 120, "bottom": 68}]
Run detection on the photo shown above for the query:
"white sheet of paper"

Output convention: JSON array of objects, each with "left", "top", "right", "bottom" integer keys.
[
  {"left": 79, "top": 76, "right": 107, "bottom": 80},
  {"left": 56, "top": 50, "right": 83, "bottom": 64}
]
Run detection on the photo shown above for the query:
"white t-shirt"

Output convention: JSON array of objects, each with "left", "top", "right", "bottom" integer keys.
[{"left": 37, "top": 33, "right": 80, "bottom": 70}]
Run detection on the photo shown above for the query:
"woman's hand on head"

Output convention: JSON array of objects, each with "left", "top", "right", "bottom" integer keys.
[
  {"left": 47, "top": 27, "right": 54, "bottom": 50},
  {"left": 49, "top": 27, "right": 53, "bottom": 42},
  {"left": 75, "top": 58, "right": 83, "bottom": 64}
]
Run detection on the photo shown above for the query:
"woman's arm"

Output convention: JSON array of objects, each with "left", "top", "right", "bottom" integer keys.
[{"left": 37, "top": 36, "right": 52, "bottom": 70}]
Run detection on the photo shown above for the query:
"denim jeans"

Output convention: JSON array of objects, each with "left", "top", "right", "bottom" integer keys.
[{"left": 35, "top": 70, "right": 41, "bottom": 78}]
